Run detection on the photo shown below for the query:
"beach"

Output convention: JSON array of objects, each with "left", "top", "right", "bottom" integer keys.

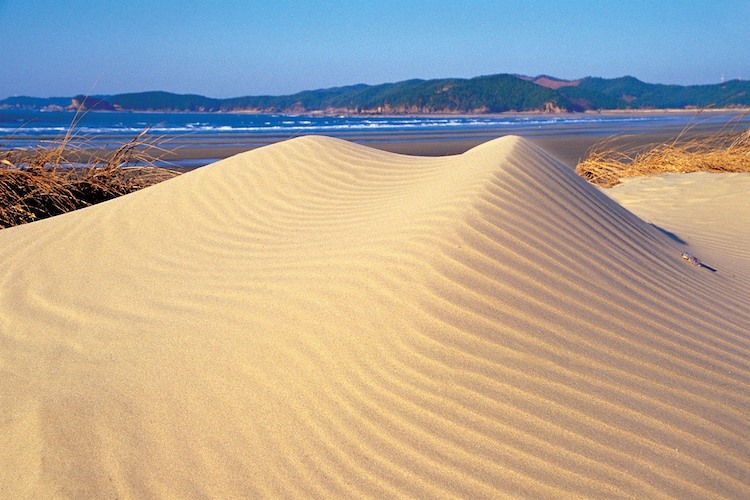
[
  {"left": 1, "top": 132, "right": 749, "bottom": 497},
  {"left": 5, "top": 108, "right": 744, "bottom": 170},
  {"left": 148, "top": 111, "right": 745, "bottom": 169},
  {"left": 154, "top": 127, "right": 692, "bottom": 169}
]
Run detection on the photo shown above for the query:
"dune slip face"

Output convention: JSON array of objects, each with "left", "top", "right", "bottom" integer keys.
[{"left": 1, "top": 135, "right": 749, "bottom": 498}]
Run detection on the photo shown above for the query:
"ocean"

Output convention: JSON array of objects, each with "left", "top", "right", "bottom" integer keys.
[{"left": 2, "top": 109, "right": 747, "bottom": 167}]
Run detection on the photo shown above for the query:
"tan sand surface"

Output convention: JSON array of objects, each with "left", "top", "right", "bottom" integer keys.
[
  {"left": 1, "top": 136, "right": 749, "bottom": 497},
  {"left": 605, "top": 172, "right": 750, "bottom": 285}
]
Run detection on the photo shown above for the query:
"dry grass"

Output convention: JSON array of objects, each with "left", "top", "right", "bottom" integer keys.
[
  {"left": 576, "top": 114, "right": 750, "bottom": 187},
  {"left": 0, "top": 130, "right": 181, "bottom": 229}
]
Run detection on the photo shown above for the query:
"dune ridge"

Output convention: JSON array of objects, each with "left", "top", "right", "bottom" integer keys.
[{"left": 1, "top": 135, "right": 749, "bottom": 497}]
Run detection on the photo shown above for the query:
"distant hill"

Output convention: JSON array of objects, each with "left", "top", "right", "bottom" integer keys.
[
  {"left": 570, "top": 76, "right": 750, "bottom": 109},
  {"left": 108, "top": 91, "right": 222, "bottom": 112},
  {"left": 2, "top": 74, "right": 749, "bottom": 113},
  {"left": 0, "top": 96, "right": 71, "bottom": 111}
]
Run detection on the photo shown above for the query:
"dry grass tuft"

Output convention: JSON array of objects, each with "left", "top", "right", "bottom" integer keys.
[
  {"left": 1, "top": 130, "right": 181, "bottom": 229},
  {"left": 576, "top": 114, "right": 750, "bottom": 187}
]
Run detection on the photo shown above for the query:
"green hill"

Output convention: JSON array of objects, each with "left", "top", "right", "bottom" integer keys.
[
  {"left": 0, "top": 96, "right": 71, "bottom": 109},
  {"left": 2, "top": 74, "right": 748, "bottom": 113},
  {"left": 107, "top": 91, "right": 222, "bottom": 112},
  {"left": 570, "top": 76, "right": 750, "bottom": 109},
  {"left": 219, "top": 74, "right": 575, "bottom": 113}
]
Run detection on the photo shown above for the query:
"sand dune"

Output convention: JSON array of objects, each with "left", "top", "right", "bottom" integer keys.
[
  {"left": 606, "top": 172, "right": 750, "bottom": 286},
  {"left": 1, "top": 135, "right": 748, "bottom": 497}
]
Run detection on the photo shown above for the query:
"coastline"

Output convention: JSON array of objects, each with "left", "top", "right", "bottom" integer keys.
[
  {"left": 3, "top": 108, "right": 747, "bottom": 171},
  {"left": 157, "top": 117, "right": 740, "bottom": 170}
]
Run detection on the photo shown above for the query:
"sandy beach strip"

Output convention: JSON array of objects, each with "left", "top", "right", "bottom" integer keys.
[
  {"left": 157, "top": 116, "right": 736, "bottom": 170},
  {"left": 1, "top": 135, "right": 748, "bottom": 497},
  {"left": 157, "top": 131, "right": 661, "bottom": 170}
]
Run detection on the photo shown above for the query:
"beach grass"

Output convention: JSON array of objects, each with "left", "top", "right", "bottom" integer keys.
[
  {"left": 0, "top": 130, "right": 180, "bottom": 228},
  {"left": 576, "top": 114, "right": 750, "bottom": 187}
]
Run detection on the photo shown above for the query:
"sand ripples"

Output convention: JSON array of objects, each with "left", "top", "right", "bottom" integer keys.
[{"left": 1, "top": 135, "right": 748, "bottom": 497}]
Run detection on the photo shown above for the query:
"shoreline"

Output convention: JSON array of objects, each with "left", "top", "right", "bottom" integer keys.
[
  {"left": 157, "top": 121, "right": 736, "bottom": 170},
  {"left": 4, "top": 109, "right": 747, "bottom": 171},
  {"left": 9, "top": 106, "right": 748, "bottom": 117}
]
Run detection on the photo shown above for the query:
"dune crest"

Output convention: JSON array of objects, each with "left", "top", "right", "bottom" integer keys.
[{"left": 1, "top": 135, "right": 749, "bottom": 497}]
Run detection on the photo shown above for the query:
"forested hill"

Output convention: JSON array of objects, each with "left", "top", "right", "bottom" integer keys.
[{"left": 3, "top": 74, "right": 749, "bottom": 113}]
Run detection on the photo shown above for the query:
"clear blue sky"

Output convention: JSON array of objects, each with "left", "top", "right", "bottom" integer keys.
[{"left": 1, "top": 0, "right": 747, "bottom": 98}]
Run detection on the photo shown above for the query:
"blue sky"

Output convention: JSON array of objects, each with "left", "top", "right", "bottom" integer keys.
[{"left": 1, "top": 0, "right": 748, "bottom": 98}]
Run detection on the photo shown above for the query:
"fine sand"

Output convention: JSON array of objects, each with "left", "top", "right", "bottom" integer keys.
[
  {"left": 605, "top": 172, "right": 750, "bottom": 284},
  {"left": 1, "top": 136, "right": 749, "bottom": 497}
]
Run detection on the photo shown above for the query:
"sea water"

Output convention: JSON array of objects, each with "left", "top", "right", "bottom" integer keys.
[
  {"left": 4, "top": 110, "right": 742, "bottom": 142},
  {"left": 2, "top": 109, "right": 747, "bottom": 166}
]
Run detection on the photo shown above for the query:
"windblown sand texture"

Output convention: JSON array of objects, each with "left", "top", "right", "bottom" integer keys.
[
  {"left": 605, "top": 172, "right": 750, "bottom": 285},
  {"left": 1, "top": 136, "right": 749, "bottom": 497}
]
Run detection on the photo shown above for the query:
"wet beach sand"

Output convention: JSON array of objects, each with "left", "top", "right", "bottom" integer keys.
[{"left": 157, "top": 117, "right": 735, "bottom": 170}]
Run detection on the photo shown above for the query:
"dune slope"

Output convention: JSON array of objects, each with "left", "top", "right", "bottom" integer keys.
[
  {"left": 605, "top": 171, "right": 750, "bottom": 286},
  {"left": 1, "top": 136, "right": 749, "bottom": 498}
]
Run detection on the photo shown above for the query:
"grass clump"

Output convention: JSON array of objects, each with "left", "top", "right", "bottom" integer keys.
[
  {"left": 0, "top": 130, "right": 180, "bottom": 229},
  {"left": 576, "top": 115, "right": 750, "bottom": 187}
]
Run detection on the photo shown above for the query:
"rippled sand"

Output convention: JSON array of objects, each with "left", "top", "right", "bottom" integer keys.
[{"left": 2, "top": 136, "right": 748, "bottom": 497}]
